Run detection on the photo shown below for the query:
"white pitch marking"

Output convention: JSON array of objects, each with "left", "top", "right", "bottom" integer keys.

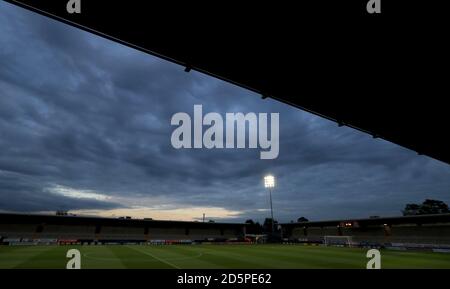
[{"left": 126, "top": 245, "right": 181, "bottom": 269}]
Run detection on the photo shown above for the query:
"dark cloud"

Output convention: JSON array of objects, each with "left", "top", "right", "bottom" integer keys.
[
  {"left": 0, "top": 170, "right": 119, "bottom": 212},
  {"left": 1, "top": 2, "right": 450, "bottom": 222}
]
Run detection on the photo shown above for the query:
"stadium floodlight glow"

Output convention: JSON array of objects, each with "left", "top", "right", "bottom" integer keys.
[
  {"left": 264, "top": 175, "right": 275, "bottom": 234},
  {"left": 264, "top": 175, "right": 275, "bottom": 188}
]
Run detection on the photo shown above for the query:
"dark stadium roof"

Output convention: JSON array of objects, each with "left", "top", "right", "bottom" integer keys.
[
  {"left": 0, "top": 213, "right": 244, "bottom": 229},
  {"left": 5, "top": 1, "right": 449, "bottom": 165},
  {"left": 2, "top": 213, "right": 450, "bottom": 229},
  {"left": 282, "top": 214, "right": 450, "bottom": 228}
]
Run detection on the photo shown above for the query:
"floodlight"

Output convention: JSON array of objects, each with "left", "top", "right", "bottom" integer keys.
[
  {"left": 264, "top": 175, "right": 275, "bottom": 234},
  {"left": 264, "top": 175, "right": 275, "bottom": 188}
]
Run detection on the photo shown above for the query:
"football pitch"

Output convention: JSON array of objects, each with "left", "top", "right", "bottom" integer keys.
[{"left": 1, "top": 244, "right": 450, "bottom": 269}]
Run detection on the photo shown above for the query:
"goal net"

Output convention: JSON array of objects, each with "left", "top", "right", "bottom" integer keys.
[{"left": 323, "top": 236, "right": 353, "bottom": 247}]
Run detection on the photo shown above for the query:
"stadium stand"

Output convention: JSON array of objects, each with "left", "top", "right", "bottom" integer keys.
[
  {"left": 99, "top": 226, "right": 145, "bottom": 241},
  {"left": 341, "top": 226, "right": 386, "bottom": 244},
  {"left": 388, "top": 224, "right": 450, "bottom": 245},
  {"left": 146, "top": 227, "right": 186, "bottom": 240},
  {"left": 0, "top": 213, "right": 246, "bottom": 245},
  {"left": 38, "top": 225, "right": 96, "bottom": 240},
  {"left": 3, "top": 213, "right": 450, "bottom": 249},
  {"left": 0, "top": 224, "right": 39, "bottom": 239},
  {"left": 283, "top": 214, "right": 450, "bottom": 249}
]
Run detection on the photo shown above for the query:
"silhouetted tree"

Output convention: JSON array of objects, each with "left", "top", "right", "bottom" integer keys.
[
  {"left": 245, "top": 219, "right": 255, "bottom": 225},
  {"left": 262, "top": 218, "right": 279, "bottom": 233},
  {"left": 402, "top": 204, "right": 421, "bottom": 216},
  {"left": 403, "top": 199, "right": 450, "bottom": 216},
  {"left": 297, "top": 217, "right": 309, "bottom": 223},
  {"left": 245, "top": 219, "right": 262, "bottom": 234}
]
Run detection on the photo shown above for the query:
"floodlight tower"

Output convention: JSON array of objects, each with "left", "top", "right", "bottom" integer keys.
[{"left": 264, "top": 175, "right": 275, "bottom": 233}]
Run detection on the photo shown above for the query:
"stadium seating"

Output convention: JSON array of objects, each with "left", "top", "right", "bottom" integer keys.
[
  {"left": 288, "top": 223, "right": 450, "bottom": 247},
  {"left": 7, "top": 213, "right": 450, "bottom": 247},
  {"left": 0, "top": 214, "right": 245, "bottom": 244},
  {"left": 99, "top": 226, "right": 145, "bottom": 240},
  {"left": 189, "top": 228, "right": 224, "bottom": 240},
  {"left": 388, "top": 224, "right": 450, "bottom": 244},
  {"left": 342, "top": 226, "right": 386, "bottom": 243},
  {"left": 38, "top": 225, "right": 96, "bottom": 239},
  {"left": 0, "top": 224, "right": 38, "bottom": 239},
  {"left": 304, "top": 227, "right": 339, "bottom": 242},
  {"left": 291, "top": 227, "right": 306, "bottom": 238},
  {"left": 146, "top": 227, "right": 186, "bottom": 240}
]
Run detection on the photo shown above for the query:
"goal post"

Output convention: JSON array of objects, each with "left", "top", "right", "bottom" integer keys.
[{"left": 323, "top": 236, "right": 353, "bottom": 247}]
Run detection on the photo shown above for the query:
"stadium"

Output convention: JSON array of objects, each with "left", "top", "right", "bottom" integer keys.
[{"left": 2, "top": 212, "right": 450, "bottom": 268}]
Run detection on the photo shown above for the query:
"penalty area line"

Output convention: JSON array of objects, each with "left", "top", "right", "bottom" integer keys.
[{"left": 125, "top": 245, "right": 181, "bottom": 269}]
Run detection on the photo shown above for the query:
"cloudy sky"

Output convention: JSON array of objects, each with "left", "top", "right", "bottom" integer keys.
[{"left": 1, "top": 2, "right": 450, "bottom": 223}]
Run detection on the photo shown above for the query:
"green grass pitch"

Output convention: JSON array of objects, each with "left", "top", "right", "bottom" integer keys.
[{"left": 1, "top": 244, "right": 450, "bottom": 269}]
